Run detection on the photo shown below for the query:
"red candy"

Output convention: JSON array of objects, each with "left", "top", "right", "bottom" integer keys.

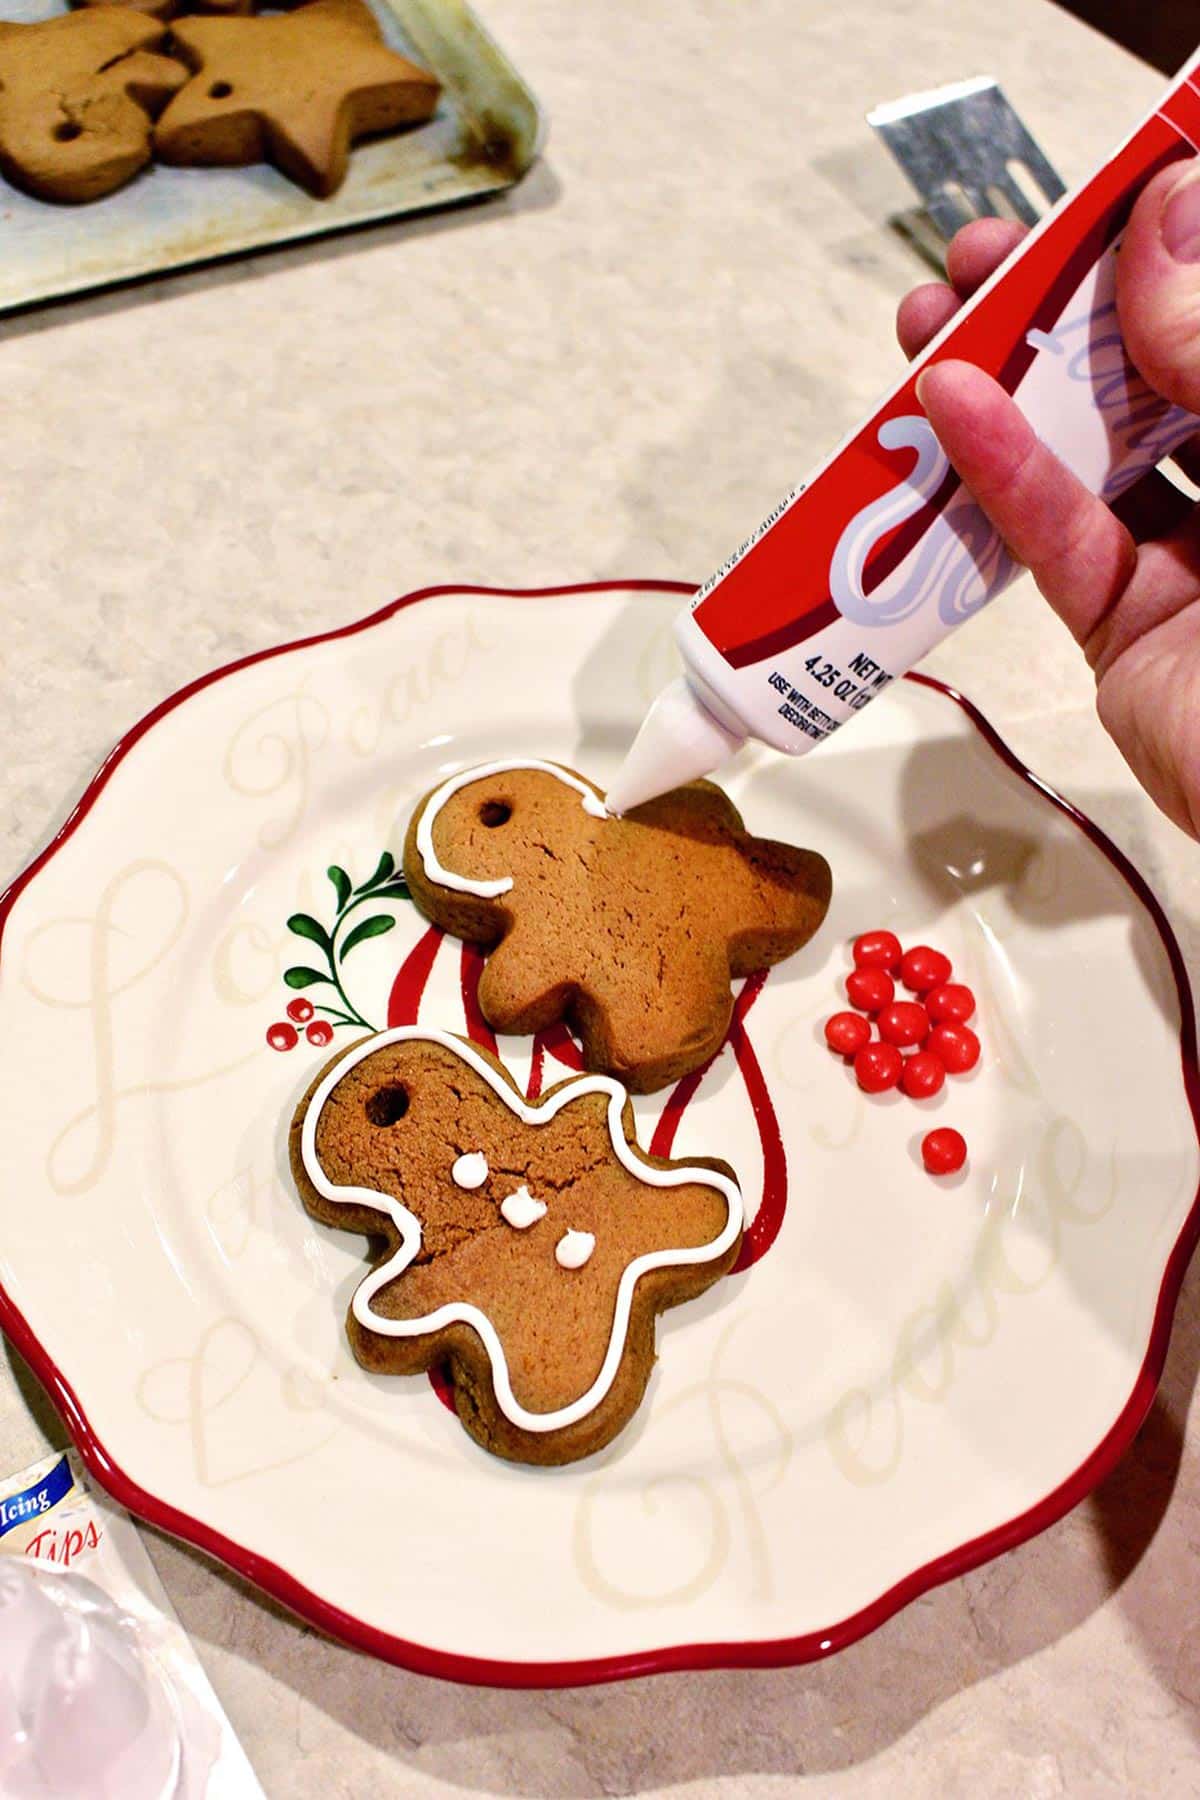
[
  {"left": 922, "top": 1127, "right": 967, "bottom": 1175},
  {"left": 900, "top": 945, "right": 952, "bottom": 993},
  {"left": 877, "top": 1001, "right": 930, "bottom": 1048},
  {"left": 927, "top": 1022, "right": 980, "bottom": 1073},
  {"left": 852, "top": 930, "right": 902, "bottom": 973},
  {"left": 286, "top": 997, "right": 315, "bottom": 1024},
  {"left": 901, "top": 1049, "right": 945, "bottom": 1098},
  {"left": 306, "top": 1019, "right": 334, "bottom": 1047},
  {"left": 926, "top": 983, "right": 976, "bottom": 1024},
  {"left": 845, "top": 967, "right": 894, "bottom": 1013},
  {"left": 825, "top": 1011, "right": 872, "bottom": 1056},
  {"left": 854, "top": 1041, "right": 903, "bottom": 1093}
]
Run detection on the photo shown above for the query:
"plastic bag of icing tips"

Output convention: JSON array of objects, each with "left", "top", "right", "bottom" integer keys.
[{"left": 0, "top": 1449, "right": 264, "bottom": 1798}]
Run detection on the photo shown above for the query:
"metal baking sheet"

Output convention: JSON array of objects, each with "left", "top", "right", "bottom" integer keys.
[{"left": 0, "top": 0, "right": 543, "bottom": 314}]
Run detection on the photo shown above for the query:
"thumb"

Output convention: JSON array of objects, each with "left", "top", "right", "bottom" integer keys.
[{"left": 1116, "top": 159, "right": 1200, "bottom": 414}]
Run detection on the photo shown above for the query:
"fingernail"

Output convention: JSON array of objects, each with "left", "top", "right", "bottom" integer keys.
[{"left": 1162, "top": 166, "right": 1200, "bottom": 262}]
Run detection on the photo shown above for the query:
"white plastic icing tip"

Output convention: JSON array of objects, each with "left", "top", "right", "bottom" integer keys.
[
  {"left": 451, "top": 1151, "right": 489, "bottom": 1189},
  {"left": 499, "top": 1185, "right": 547, "bottom": 1230},
  {"left": 555, "top": 1229, "right": 596, "bottom": 1270},
  {"left": 605, "top": 677, "right": 745, "bottom": 815}
]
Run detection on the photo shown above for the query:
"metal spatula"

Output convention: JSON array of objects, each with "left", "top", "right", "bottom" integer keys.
[{"left": 868, "top": 75, "right": 1066, "bottom": 251}]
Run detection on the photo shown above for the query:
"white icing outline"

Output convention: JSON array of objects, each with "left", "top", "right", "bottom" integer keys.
[
  {"left": 300, "top": 1027, "right": 742, "bottom": 1433},
  {"left": 415, "top": 760, "right": 607, "bottom": 897},
  {"left": 556, "top": 1228, "right": 595, "bottom": 1270}
]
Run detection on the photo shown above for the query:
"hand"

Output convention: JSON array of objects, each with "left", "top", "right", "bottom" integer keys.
[{"left": 895, "top": 164, "right": 1200, "bottom": 840}]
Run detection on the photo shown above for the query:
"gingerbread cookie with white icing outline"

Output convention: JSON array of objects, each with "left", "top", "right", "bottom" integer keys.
[
  {"left": 289, "top": 1027, "right": 743, "bottom": 1465},
  {"left": 402, "top": 761, "right": 832, "bottom": 1093}
]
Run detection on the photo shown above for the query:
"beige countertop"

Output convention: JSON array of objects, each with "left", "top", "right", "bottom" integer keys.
[{"left": 3, "top": 0, "right": 1199, "bottom": 1793}]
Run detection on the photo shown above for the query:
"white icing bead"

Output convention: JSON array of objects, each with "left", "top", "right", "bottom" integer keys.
[
  {"left": 499, "top": 1185, "right": 547, "bottom": 1229},
  {"left": 555, "top": 1229, "right": 596, "bottom": 1270},
  {"left": 451, "top": 1151, "right": 488, "bottom": 1189}
]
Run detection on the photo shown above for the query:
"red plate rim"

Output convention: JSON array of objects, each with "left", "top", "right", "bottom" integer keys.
[{"left": 1, "top": 577, "right": 1197, "bottom": 1688}]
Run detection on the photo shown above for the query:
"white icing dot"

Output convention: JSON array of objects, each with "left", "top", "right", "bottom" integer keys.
[
  {"left": 451, "top": 1151, "right": 488, "bottom": 1190},
  {"left": 555, "top": 1229, "right": 595, "bottom": 1270},
  {"left": 499, "top": 1185, "right": 547, "bottom": 1230}
]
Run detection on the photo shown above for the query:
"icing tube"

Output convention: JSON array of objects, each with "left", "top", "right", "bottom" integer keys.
[{"left": 606, "top": 50, "right": 1200, "bottom": 814}]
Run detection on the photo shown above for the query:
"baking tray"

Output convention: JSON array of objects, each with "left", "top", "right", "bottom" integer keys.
[{"left": 0, "top": 0, "right": 543, "bottom": 314}]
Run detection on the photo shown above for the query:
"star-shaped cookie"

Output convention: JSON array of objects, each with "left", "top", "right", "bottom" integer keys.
[
  {"left": 291, "top": 1029, "right": 743, "bottom": 1465},
  {"left": 154, "top": 0, "right": 441, "bottom": 197},
  {"left": 403, "top": 762, "right": 833, "bottom": 1092},
  {"left": 0, "top": 12, "right": 185, "bottom": 203}
]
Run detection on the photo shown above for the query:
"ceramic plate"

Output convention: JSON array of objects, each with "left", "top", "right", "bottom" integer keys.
[{"left": 1, "top": 580, "right": 1197, "bottom": 1685}]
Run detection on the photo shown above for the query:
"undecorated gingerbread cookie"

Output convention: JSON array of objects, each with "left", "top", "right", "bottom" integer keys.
[
  {"left": 154, "top": 0, "right": 441, "bottom": 198},
  {"left": 0, "top": 12, "right": 186, "bottom": 203},
  {"left": 403, "top": 761, "right": 832, "bottom": 1092},
  {"left": 290, "top": 1027, "right": 743, "bottom": 1465}
]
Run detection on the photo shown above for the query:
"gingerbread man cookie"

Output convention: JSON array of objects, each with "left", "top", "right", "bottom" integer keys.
[
  {"left": 290, "top": 1028, "right": 743, "bottom": 1465},
  {"left": 154, "top": 0, "right": 440, "bottom": 198},
  {"left": 403, "top": 762, "right": 832, "bottom": 1092},
  {"left": 0, "top": 12, "right": 185, "bottom": 203}
]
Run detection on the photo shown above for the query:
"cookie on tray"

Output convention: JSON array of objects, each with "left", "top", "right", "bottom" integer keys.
[
  {"left": 290, "top": 1028, "right": 744, "bottom": 1465},
  {"left": 154, "top": 0, "right": 441, "bottom": 198},
  {"left": 403, "top": 760, "right": 832, "bottom": 1092},
  {"left": 0, "top": 11, "right": 186, "bottom": 203}
]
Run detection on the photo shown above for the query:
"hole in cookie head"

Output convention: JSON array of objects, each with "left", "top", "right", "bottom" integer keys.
[
  {"left": 52, "top": 121, "right": 82, "bottom": 143},
  {"left": 209, "top": 80, "right": 233, "bottom": 99},
  {"left": 479, "top": 800, "right": 512, "bottom": 828},
  {"left": 365, "top": 1084, "right": 409, "bottom": 1126}
]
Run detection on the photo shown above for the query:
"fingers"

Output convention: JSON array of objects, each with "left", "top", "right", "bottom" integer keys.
[
  {"left": 916, "top": 360, "right": 1137, "bottom": 657},
  {"left": 1087, "top": 516, "right": 1200, "bottom": 679},
  {"left": 1116, "top": 159, "right": 1200, "bottom": 414},
  {"left": 896, "top": 283, "right": 959, "bottom": 359},
  {"left": 944, "top": 217, "right": 1028, "bottom": 296},
  {"left": 896, "top": 219, "right": 1029, "bottom": 360}
]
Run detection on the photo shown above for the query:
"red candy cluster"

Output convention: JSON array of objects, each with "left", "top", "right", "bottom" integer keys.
[
  {"left": 266, "top": 996, "right": 335, "bottom": 1052},
  {"left": 824, "top": 931, "right": 978, "bottom": 1176}
]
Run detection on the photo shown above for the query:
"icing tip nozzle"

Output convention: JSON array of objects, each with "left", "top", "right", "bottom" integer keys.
[{"left": 605, "top": 677, "right": 745, "bottom": 816}]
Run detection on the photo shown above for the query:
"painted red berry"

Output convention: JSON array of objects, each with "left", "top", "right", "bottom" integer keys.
[
  {"left": 845, "top": 967, "right": 895, "bottom": 1013},
  {"left": 901, "top": 1050, "right": 945, "bottom": 1099},
  {"left": 852, "top": 930, "right": 902, "bottom": 973},
  {"left": 922, "top": 1127, "right": 967, "bottom": 1175},
  {"left": 926, "top": 983, "right": 976, "bottom": 1024},
  {"left": 286, "top": 997, "right": 315, "bottom": 1023},
  {"left": 825, "top": 1011, "right": 872, "bottom": 1056},
  {"left": 854, "top": 1041, "right": 903, "bottom": 1093},
  {"left": 306, "top": 1019, "right": 335, "bottom": 1047},
  {"left": 267, "top": 1021, "right": 298, "bottom": 1052},
  {"left": 900, "top": 945, "right": 952, "bottom": 993},
  {"left": 877, "top": 1001, "right": 930, "bottom": 1048},
  {"left": 927, "top": 1022, "right": 980, "bottom": 1073}
]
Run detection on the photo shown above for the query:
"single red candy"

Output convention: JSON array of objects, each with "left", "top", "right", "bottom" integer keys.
[
  {"left": 266, "top": 1021, "right": 298, "bottom": 1052},
  {"left": 922, "top": 1127, "right": 967, "bottom": 1175},
  {"left": 900, "top": 945, "right": 952, "bottom": 992},
  {"left": 286, "top": 996, "right": 315, "bottom": 1023},
  {"left": 927, "top": 1022, "right": 980, "bottom": 1073},
  {"left": 825, "top": 1011, "right": 872, "bottom": 1056},
  {"left": 852, "top": 930, "right": 902, "bottom": 973},
  {"left": 306, "top": 1019, "right": 335, "bottom": 1047},
  {"left": 901, "top": 1049, "right": 945, "bottom": 1098},
  {"left": 877, "top": 1001, "right": 930, "bottom": 1048},
  {"left": 926, "top": 983, "right": 976, "bottom": 1024},
  {"left": 854, "top": 1041, "right": 903, "bottom": 1093},
  {"left": 845, "top": 967, "right": 894, "bottom": 1013}
]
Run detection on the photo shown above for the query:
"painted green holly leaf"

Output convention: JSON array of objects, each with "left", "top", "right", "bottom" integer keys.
[
  {"left": 371, "top": 880, "right": 411, "bottom": 903},
  {"left": 355, "top": 851, "right": 396, "bottom": 894},
  {"left": 328, "top": 865, "right": 352, "bottom": 911},
  {"left": 287, "top": 913, "right": 332, "bottom": 954},
  {"left": 284, "top": 966, "right": 326, "bottom": 989},
  {"left": 341, "top": 914, "right": 397, "bottom": 957}
]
